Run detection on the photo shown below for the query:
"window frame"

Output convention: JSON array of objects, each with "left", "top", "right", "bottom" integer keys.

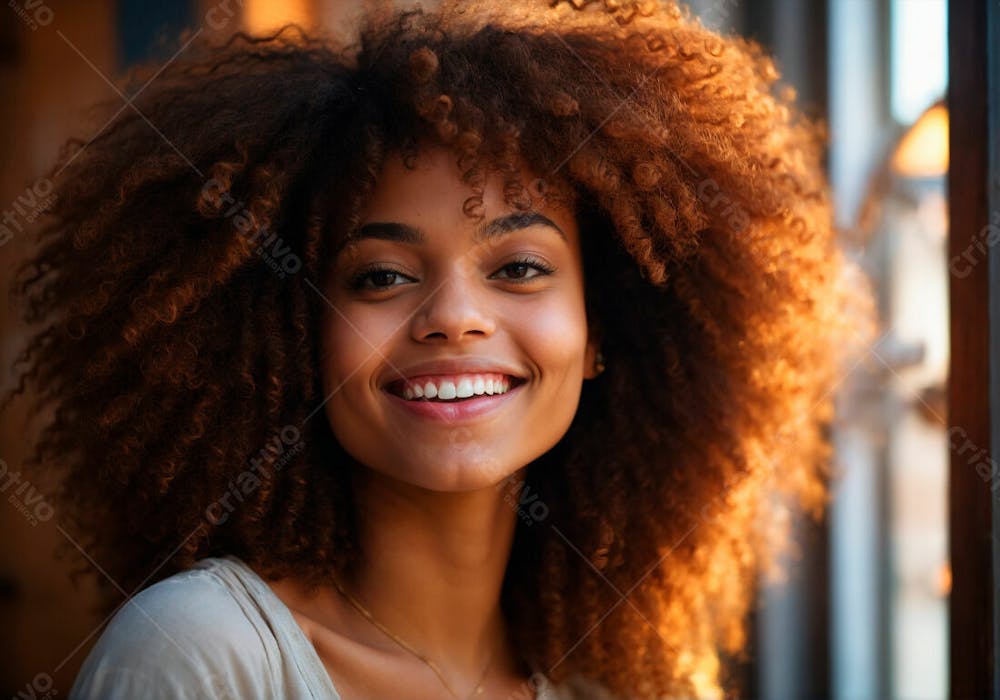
[{"left": 947, "top": 0, "right": 1000, "bottom": 697}]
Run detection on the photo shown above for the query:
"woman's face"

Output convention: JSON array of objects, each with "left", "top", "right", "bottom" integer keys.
[{"left": 320, "top": 145, "right": 600, "bottom": 492}]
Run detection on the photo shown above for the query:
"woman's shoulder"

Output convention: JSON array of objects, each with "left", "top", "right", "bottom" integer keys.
[{"left": 68, "top": 556, "right": 305, "bottom": 699}]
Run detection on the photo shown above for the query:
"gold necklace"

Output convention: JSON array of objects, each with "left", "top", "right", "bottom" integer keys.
[{"left": 330, "top": 575, "right": 494, "bottom": 699}]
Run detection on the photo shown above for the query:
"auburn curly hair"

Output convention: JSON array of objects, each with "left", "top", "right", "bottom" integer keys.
[{"left": 4, "top": 1, "right": 875, "bottom": 697}]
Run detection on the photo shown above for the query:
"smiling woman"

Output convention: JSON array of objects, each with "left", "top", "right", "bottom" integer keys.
[
  {"left": 321, "top": 146, "right": 598, "bottom": 494},
  {"left": 3, "top": 1, "right": 874, "bottom": 699}
]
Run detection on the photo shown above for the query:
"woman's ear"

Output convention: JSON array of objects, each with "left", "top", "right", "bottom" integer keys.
[{"left": 583, "top": 321, "right": 603, "bottom": 380}]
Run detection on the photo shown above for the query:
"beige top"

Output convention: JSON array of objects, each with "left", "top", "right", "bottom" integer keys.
[{"left": 68, "top": 555, "right": 604, "bottom": 700}]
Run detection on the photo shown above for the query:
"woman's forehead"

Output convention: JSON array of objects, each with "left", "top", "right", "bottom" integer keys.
[
  {"left": 357, "top": 145, "right": 579, "bottom": 238},
  {"left": 329, "top": 166, "right": 581, "bottom": 270}
]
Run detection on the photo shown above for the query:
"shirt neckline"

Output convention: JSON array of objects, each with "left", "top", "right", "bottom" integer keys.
[{"left": 202, "top": 554, "right": 556, "bottom": 700}]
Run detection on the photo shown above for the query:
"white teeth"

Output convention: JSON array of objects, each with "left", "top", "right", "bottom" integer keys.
[
  {"left": 456, "top": 378, "right": 474, "bottom": 398},
  {"left": 402, "top": 383, "right": 424, "bottom": 400},
  {"left": 398, "top": 374, "right": 515, "bottom": 401}
]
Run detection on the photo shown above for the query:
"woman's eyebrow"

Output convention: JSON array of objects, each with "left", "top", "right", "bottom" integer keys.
[{"left": 347, "top": 211, "right": 567, "bottom": 250}]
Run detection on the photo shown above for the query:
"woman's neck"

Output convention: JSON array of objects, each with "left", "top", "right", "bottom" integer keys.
[
  {"left": 344, "top": 465, "right": 522, "bottom": 674},
  {"left": 266, "top": 464, "right": 538, "bottom": 696}
]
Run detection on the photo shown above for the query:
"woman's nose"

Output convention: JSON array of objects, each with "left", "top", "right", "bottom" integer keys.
[{"left": 410, "top": 269, "right": 497, "bottom": 342}]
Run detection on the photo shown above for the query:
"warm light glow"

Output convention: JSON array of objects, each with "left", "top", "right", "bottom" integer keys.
[
  {"left": 891, "top": 103, "right": 949, "bottom": 178},
  {"left": 243, "top": 0, "right": 313, "bottom": 34},
  {"left": 935, "top": 560, "right": 951, "bottom": 597}
]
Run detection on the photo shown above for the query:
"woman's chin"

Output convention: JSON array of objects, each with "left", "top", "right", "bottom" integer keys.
[{"left": 377, "top": 462, "right": 523, "bottom": 494}]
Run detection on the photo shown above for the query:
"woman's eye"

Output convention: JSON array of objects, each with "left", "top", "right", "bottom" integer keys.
[
  {"left": 491, "top": 257, "right": 557, "bottom": 283},
  {"left": 347, "top": 267, "right": 413, "bottom": 291}
]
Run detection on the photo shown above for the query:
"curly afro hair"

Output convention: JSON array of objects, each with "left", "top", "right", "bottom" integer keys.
[{"left": 4, "top": 1, "right": 875, "bottom": 697}]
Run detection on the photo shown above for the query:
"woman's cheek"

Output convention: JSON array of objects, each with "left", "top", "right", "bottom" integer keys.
[
  {"left": 324, "top": 304, "right": 395, "bottom": 372},
  {"left": 520, "top": 298, "right": 589, "bottom": 370}
]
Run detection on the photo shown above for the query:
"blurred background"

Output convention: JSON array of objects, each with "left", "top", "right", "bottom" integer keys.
[{"left": 0, "top": 1, "right": 974, "bottom": 699}]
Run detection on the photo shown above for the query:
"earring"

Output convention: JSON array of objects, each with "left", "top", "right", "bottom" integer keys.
[{"left": 593, "top": 350, "right": 606, "bottom": 376}]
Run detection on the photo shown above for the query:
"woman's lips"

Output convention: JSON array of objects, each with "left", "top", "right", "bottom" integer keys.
[{"left": 382, "top": 379, "right": 525, "bottom": 423}]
